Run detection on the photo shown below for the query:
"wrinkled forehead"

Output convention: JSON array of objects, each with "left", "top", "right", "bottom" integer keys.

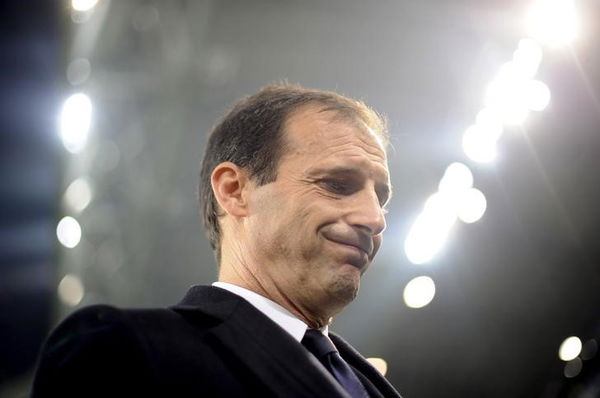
[{"left": 282, "top": 104, "right": 388, "bottom": 155}]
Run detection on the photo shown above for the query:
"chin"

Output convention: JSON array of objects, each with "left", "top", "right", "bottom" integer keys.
[{"left": 328, "top": 271, "right": 360, "bottom": 306}]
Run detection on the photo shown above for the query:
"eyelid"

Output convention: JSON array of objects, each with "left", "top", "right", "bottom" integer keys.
[{"left": 318, "top": 176, "right": 390, "bottom": 210}]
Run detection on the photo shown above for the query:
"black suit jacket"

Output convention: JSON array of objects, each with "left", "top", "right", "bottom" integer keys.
[{"left": 32, "top": 285, "right": 402, "bottom": 397}]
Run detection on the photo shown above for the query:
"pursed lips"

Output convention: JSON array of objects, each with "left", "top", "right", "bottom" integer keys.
[{"left": 323, "top": 231, "right": 373, "bottom": 258}]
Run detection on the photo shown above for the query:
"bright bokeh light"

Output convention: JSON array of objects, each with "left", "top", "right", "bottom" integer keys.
[
  {"left": 527, "top": 0, "right": 578, "bottom": 47},
  {"left": 67, "top": 58, "right": 91, "bottom": 86},
  {"left": 60, "top": 93, "right": 92, "bottom": 153},
  {"left": 475, "top": 108, "right": 504, "bottom": 140},
  {"left": 457, "top": 188, "right": 487, "bottom": 223},
  {"left": 366, "top": 358, "right": 388, "bottom": 376},
  {"left": 58, "top": 274, "right": 85, "bottom": 306},
  {"left": 405, "top": 212, "right": 454, "bottom": 265},
  {"left": 462, "top": 125, "right": 497, "bottom": 163},
  {"left": 564, "top": 357, "right": 583, "bottom": 378},
  {"left": 405, "top": 192, "right": 458, "bottom": 264},
  {"left": 581, "top": 339, "right": 598, "bottom": 360},
  {"left": 403, "top": 276, "right": 436, "bottom": 309},
  {"left": 485, "top": 64, "right": 530, "bottom": 125},
  {"left": 512, "top": 39, "right": 543, "bottom": 79},
  {"left": 438, "top": 162, "right": 473, "bottom": 195},
  {"left": 525, "top": 80, "right": 551, "bottom": 111},
  {"left": 71, "top": 0, "right": 98, "bottom": 12},
  {"left": 56, "top": 216, "right": 82, "bottom": 249},
  {"left": 559, "top": 336, "right": 583, "bottom": 361},
  {"left": 64, "top": 178, "right": 93, "bottom": 213}
]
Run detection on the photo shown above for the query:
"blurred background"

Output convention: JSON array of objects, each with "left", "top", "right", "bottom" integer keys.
[{"left": 1, "top": 0, "right": 599, "bottom": 397}]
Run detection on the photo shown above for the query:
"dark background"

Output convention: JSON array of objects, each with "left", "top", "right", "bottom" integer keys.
[{"left": 1, "top": 1, "right": 599, "bottom": 397}]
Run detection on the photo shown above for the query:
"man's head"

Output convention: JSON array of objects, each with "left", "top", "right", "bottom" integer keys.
[{"left": 199, "top": 83, "right": 391, "bottom": 326}]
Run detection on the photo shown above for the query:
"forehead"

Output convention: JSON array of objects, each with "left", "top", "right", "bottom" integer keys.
[{"left": 280, "top": 105, "right": 390, "bottom": 178}]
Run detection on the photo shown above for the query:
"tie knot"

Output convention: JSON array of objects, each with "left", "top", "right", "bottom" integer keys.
[{"left": 302, "top": 329, "right": 337, "bottom": 359}]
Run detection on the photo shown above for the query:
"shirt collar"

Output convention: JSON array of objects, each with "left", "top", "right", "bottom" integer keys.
[{"left": 212, "top": 281, "right": 328, "bottom": 342}]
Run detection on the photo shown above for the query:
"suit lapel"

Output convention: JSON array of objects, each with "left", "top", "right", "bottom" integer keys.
[{"left": 173, "top": 286, "right": 351, "bottom": 398}]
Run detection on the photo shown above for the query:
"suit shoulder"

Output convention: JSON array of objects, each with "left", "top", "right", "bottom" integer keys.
[{"left": 32, "top": 304, "right": 164, "bottom": 397}]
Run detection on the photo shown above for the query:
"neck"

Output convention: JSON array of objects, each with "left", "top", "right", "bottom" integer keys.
[{"left": 218, "top": 251, "right": 333, "bottom": 329}]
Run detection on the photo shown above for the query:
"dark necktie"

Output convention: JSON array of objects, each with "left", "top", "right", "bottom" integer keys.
[{"left": 302, "top": 329, "right": 369, "bottom": 398}]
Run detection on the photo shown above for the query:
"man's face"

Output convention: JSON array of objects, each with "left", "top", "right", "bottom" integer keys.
[{"left": 244, "top": 105, "right": 391, "bottom": 317}]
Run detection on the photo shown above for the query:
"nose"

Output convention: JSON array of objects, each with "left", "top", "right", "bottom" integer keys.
[{"left": 346, "top": 188, "right": 387, "bottom": 236}]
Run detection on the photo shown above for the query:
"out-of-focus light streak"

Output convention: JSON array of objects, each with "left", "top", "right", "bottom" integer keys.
[
  {"left": 405, "top": 162, "right": 487, "bottom": 264},
  {"left": 512, "top": 39, "right": 543, "bottom": 79},
  {"left": 405, "top": 205, "right": 456, "bottom": 265},
  {"left": 484, "top": 62, "right": 531, "bottom": 126}
]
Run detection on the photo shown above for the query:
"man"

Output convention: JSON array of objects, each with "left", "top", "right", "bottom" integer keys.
[{"left": 32, "top": 84, "right": 402, "bottom": 397}]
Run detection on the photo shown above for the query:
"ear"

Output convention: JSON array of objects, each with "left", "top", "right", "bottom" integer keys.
[{"left": 211, "top": 162, "right": 252, "bottom": 218}]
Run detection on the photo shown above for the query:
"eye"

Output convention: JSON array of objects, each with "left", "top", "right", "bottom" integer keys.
[{"left": 321, "top": 179, "right": 353, "bottom": 195}]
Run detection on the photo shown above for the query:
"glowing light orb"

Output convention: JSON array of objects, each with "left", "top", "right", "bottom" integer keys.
[
  {"left": 72, "top": 0, "right": 98, "bottom": 12},
  {"left": 525, "top": 80, "right": 551, "bottom": 111},
  {"left": 403, "top": 276, "right": 436, "bottom": 309},
  {"left": 58, "top": 274, "right": 85, "bottom": 306},
  {"left": 439, "top": 162, "right": 473, "bottom": 195},
  {"left": 457, "top": 188, "right": 487, "bottom": 224},
  {"left": 60, "top": 93, "right": 92, "bottom": 154},
  {"left": 56, "top": 216, "right": 82, "bottom": 249},
  {"left": 366, "top": 358, "right": 388, "bottom": 375},
  {"left": 559, "top": 336, "right": 582, "bottom": 361},
  {"left": 64, "top": 178, "right": 93, "bottom": 213},
  {"left": 527, "top": 0, "right": 578, "bottom": 47},
  {"left": 463, "top": 125, "right": 497, "bottom": 163},
  {"left": 512, "top": 39, "right": 543, "bottom": 79}
]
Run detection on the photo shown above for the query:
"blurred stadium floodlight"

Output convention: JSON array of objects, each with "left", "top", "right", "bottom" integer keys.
[
  {"left": 60, "top": 93, "right": 92, "bottom": 154},
  {"left": 525, "top": 80, "right": 551, "bottom": 111},
  {"left": 404, "top": 193, "right": 457, "bottom": 265},
  {"left": 527, "top": 0, "right": 579, "bottom": 47},
  {"left": 484, "top": 62, "right": 533, "bottom": 126},
  {"left": 464, "top": 37, "right": 551, "bottom": 164},
  {"left": 71, "top": 0, "right": 99, "bottom": 12},
  {"left": 438, "top": 162, "right": 474, "bottom": 195},
  {"left": 462, "top": 124, "right": 499, "bottom": 163},
  {"left": 456, "top": 188, "right": 487, "bottom": 224},
  {"left": 405, "top": 162, "right": 487, "bottom": 264},
  {"left": 512, "top": 38, "right": 543, "bottom": 79}
]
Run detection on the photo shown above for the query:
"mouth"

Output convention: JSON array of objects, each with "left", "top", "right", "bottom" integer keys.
[
  {"left": 324, "top": 237, "right": 372, "bottom": 271},
  {"left": 327, "top": 239, "right": 370, "bottom": 257}
]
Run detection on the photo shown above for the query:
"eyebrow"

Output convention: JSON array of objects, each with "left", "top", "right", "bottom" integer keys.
[{"left": 309, "top": 166, "right": 393, "bottom": 206}]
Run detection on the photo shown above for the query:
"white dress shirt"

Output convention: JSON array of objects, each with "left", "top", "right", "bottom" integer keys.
[{"left": 212, "top": 281, "right": 329, "bottom": 342}]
